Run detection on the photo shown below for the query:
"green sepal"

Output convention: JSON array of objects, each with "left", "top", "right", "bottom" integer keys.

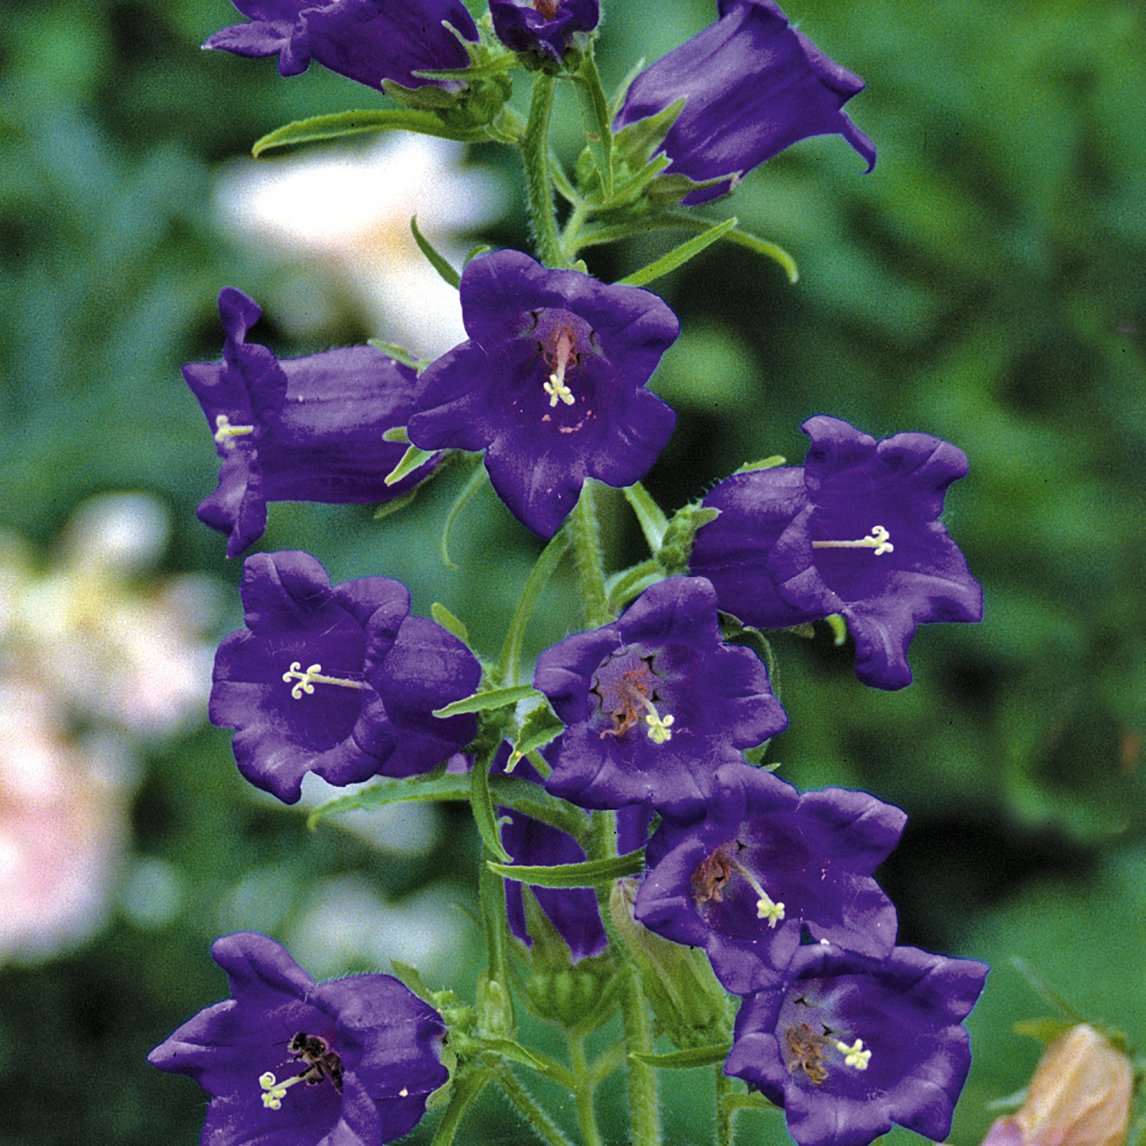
[
  {"left": 410, "top": 215, "right": 461, "bottom": 288},
  {"left": 508, "top": 704, "right": 564, "bottom": 770},
  {"left": 434, "top": 683, "right": 540, "bottom": 718},
  {"left": 382, "top": 78, "right": 459, "bottom": 111},
  {"left": 657, "top": 503, "right": 721, "bottom": 575},
  {"left": 613, "top": 97, "right": 685, "bottom": 172},
  {"left": 601, "top": 152, "right": 672, "bottom": 212},
  {"left": 431, "top": 601, "right": 470, "bottom": 644},
  {"left": 630, "top": 1044, "right": 731, "bottom": 1070},
  {"left": 610, "top": 878, "right": 733, "bottom": 1050},
  {"left": 518, "top": 889, "right": 619, "bottom": 1031},
  {"left": 389, "top": 958, "right": 437, "bottom": 1005},
  {"left": 368, "top": 340, "right": 431, "bottom": 372},
  {"left": 735, "top": 454, "right": 787, "bottom": 473},
  {"left": 475, "top": 973, "right": 514, "bottom": 1040},
  {"left": 382, "top": 426, "right": 410, "bottom": 444},
  {"left": 464, "top": 243, "right": 492, "bottom": 265},
  {"left": 489, "top": 847, "right": 645, "bottom": 889},
  {"left": 1012, "top": 1017, "right": 1077, "bottom": 1046},
  {"left": 640, "top": 171, "right": 735, "bottom": 208},
  {"left": 252, "top": 108, "right": 489, "bottom": 157},
  {"left": 616, "top": 216, "right": 739, "bottom": 288},
  {"left": 384, "top": 443, "right": 438, "bottom": 486}
]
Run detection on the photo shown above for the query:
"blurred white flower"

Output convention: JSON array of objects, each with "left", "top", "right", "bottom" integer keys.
[{"left": 214, "top": 134, "right": 504, "bottom": 355}]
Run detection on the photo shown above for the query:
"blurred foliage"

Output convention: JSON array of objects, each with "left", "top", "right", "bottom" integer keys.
[{"left": 0, "top": 0, "right": 1144, "bottom": 1143}]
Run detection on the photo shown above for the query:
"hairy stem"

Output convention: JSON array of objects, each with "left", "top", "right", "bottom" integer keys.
[{"left": 521, "top": 71, "right": 565, "bottom": 268}]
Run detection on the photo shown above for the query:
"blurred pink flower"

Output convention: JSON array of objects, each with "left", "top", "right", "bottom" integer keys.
[{"left": 980, "top": 1024, "right": 1133, "bottom": 1146}]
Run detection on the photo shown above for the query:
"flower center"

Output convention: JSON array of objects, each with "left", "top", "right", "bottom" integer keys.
[
  {"left": 783, "top": 1014, "right": 872, "bottom": 1086},
  {"left": 591, "top": 651, "right": 676, "bottom": 744},
  {"left": 542, "top": 326, "right": 578, "bottom": 408},
  {"left": 692, "top": 843, "right": 785, "bottom": 927},
  {"left": 811, "top": 524, "right": 894, "bottom": 556},
  {"left": 282, "top": 661, "right": 368, "bottom": 700},
  {"left": 533, "top": 0, "right": 560, "bottom": 18},
  {"left": 213, "top": 414, "right": 255, "bottom": 450},
  {"left": 259, "top": 1031, "right": 344, "bottom": 1110}
]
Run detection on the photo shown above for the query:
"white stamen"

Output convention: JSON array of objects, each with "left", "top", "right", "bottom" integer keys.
[
  {"left": 812, "top": 524, "right": 894, "bottom": 556},
  {"left": 214, "top": 414, "right": 255, "bottom": 450},
  {"left": 282, "top": 661, "right": 368, "bottom": 700}
]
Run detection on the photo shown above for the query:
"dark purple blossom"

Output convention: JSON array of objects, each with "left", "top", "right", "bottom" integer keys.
[
  {"left": 614, "top": 0, "right": 876, "bottom": 205},
  {"left": 406, "top": 250, "right": 678, "bottom": 538},
  {"left": 535, "top": 576, "right": 787, "bottom": 816},
  {"left": 149, "top": 932, "right": 447, "bottom": 1145},
  {"left": 635, "top": 764, "right": 904, "bottom": 995},
  {"left": 184, "top": 287, "right": 437, "bottom": 558},
  {"left": 691, "top": 416, "right": 983, "bottom": 690},
  {"left": 725, "top": 944, "right": 988, "bottom": 1146},
  {"left": 489, "top": 0, "right": 600, "bottom": 66},
  {"left": 210, "top": 550, "right": 481, "bottom": 804},
  {"left": 203, "top": 0, "right": 478, "bottom": 91}
]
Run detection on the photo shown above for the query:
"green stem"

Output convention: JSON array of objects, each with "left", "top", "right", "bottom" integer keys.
[
  {"left": 479, "top": 857, "right": 513, "bottom": 1010},
  {"left": 715, "top": 1066, "right": 734, "bottom": 1146},
  {"left": 567, "top": 1031, "right": 605, "bottom": 1146},
  {"left": 620, "top": 966, "right": 661, "bottom": 1146},
  {"left": 497, "top": 529, "right": 570, "bottom": 687},
  {"left": 497, "top": 1068, "right": 576, "bottom": 1146},
  {"left": 522, "top": 72, "right": 565, "bottom": 268},
  {"left": 430, "top": 1068, "right": 494, "bottom": 1146},
  {"left": 568, "top": 481, "right": 610, "bottom": 627}
]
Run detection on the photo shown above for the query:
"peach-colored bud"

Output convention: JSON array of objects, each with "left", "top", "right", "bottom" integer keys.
[{"left": 981, "top": 1024, "right": 1132, "bottom": 1146}]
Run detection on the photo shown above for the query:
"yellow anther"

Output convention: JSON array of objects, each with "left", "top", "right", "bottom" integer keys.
[
  {"left": 282, "top": 661, "right": 368, "bottom": 700},
  {"left": 644, "top": 711, "right": 675, "bottom": 743},
  {"left": 835, "top": 1039, "right": 871, "bottom": 1070},
  {"left": 544, "top": 373, "right": 576, "bottom": 407},
  {"left": 260, "top": 1071, "right": 303, "bottom": 1110},
  {"left": 756, "top": 894, "right": 786, "bottom": 927},
  {"left": 399, "top": 1087, "right": 409, "bottom": 1098},
  {"left": 214, "top": 414, "right": 255, "bottom": 450},
  {"left": 812, "top": 524, "right": 894, "bottom": 556}
]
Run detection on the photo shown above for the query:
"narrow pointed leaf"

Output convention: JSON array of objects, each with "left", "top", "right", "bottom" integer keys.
[
  {"left": 411, "top": 215, "right": 461, "bottom": 289},
  {"left": 616, "top": 217, "right": 739, "bottom": 288},
  {"left": 623, "top": 482, "right": 669, "bottom": 551},
  {"left": 431, "top": 601, "right": 470, "bottom": 644},
  {"left": 434, "top": 684, "right": 539, "bottom": 718},
  {"left": 252, "top": 109, "right": 488, "bottom": 157},
  {"left": 384, "top": 443, "right": 438, "bottom": 486},
  {"left": 472, "top": 750, "right": 511, "bottom": 862},
  {"left": 488, "top": 847, "right": 645, "bottom": 889},
  {"left": 630, "top": 1044, "right": 731, "bottom": 1069}
]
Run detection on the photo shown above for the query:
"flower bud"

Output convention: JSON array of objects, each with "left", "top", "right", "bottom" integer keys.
[{"left": 982, "top": 1024, "right": 1132, "bottom": 1146}]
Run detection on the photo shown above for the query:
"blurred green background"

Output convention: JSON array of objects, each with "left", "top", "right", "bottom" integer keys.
[{"left": 1, "top": 0, "right": 1144, "bottom": 1142}]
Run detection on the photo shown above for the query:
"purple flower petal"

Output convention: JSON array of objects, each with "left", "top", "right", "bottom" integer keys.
[
  {"left": 210, "top": 551, "right": 480, "bottom": 803},
  {"left": 692, "top": 416, "right": 983, "bottom": 689},
  {"left": 407, "top": 250, "right": 678, "bottom": 538},
  {"left": 615, "top": 0, "right": 875, "bottom": 205},
  {"left": 536, "top": 577, "right": 787, "bottom": 815},
  {"left": 725, "top": 945, "right": 988, "bottom": 1146},
  {"left": 149, "top": 932, "right": 447, "bottom": 1145},
  {"left": 490, "top": 0, "right": 600, "bottom": 65},
  {"left": 635, "top": 765, "right": 904, "bottom": 993},
  {"left": 185, "top": 288, "right": 438, "bottom": 557},
  {"left": 204, "top": 0, "right": 478, "bottom": 90}
]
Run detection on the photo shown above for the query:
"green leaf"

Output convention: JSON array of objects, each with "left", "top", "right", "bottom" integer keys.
[
  {"left": 720, "top": 224, "right": 799, "bottom": 284},
  {"left": 370, "top": 488, "right": 419, "bottom": 522},
  {"left": 411, "top": 215, "right": 461, "bottom": 289},
  {"left": 508, "top": 704, "right": 564, "bottom": 770},
  {"left": 251, "top": 109, "right": 488, "bottom": 157},
  {"left": 826, "top": 613, "right": 849, "bottom": 647},
  {"left": 614, "top": 96, "right": 685, "bottom": 169},
  {"left": 623, "top": 482, "right": 669, "bottom": 551},
  {"left": 616, "top": 217, "right": 739, "bottom": 288},
  {"left": 307, "top": 772, "right": 471, "bottom": 829},
  {"left": 368, "top": 340, "right": 429, "bottom": 372},
  {"left": 735, "top": 454, "right": 786, "bottom": 473},
  {"left": 488, "top": 847, "right": 645, "bottom": 889},
  {"left": 630, "top": 1044, "right": 731, "bottom": 1069},
  {"left": 658, "top": 503, "right": 721, "bottom": 575},
  {"left": 384, "top": 443, "right": 438, "bottom": 487},
  {"left": 433, "top": 683, "right": 539, "bottom": 718},
  {"left": 439, "top": 461, "right": 486, "bottom": 571},
  {"left": 491, "top": 775, "right": 588, "bottom": 839},
  {"left": 471, "top": 749, "right": 511, "bottom": 862},
  {"left": 1012, "top": 1018, "right": 1076, "bottom": 1045},
  {"left": 388, "top": 959, "right": 436, "bottom": 1004},
  {"left": 431, "top": 602, "right": 470, "bottom": 644},
  {"left": 471, "top": 1036, "right": 552, "bottom": 1073}
]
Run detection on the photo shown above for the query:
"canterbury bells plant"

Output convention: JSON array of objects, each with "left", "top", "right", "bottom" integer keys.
[{"left": 153, "top": 3, "right": 994, "bottom": 1144}]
